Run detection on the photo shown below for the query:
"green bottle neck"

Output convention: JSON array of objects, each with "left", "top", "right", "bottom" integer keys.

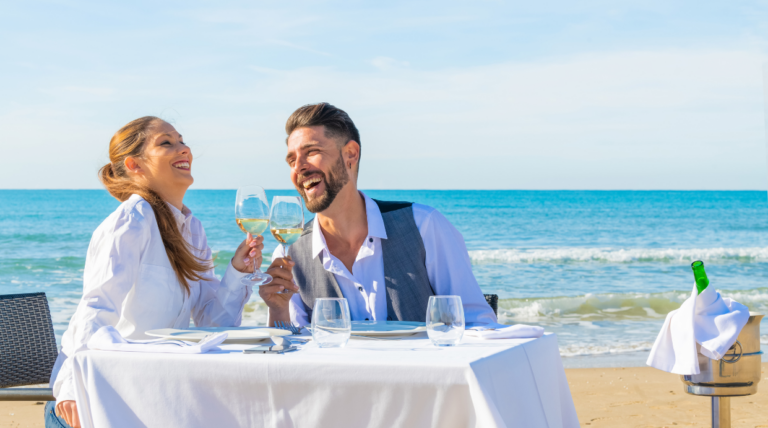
[{"left": 692, "top": 264, "right": 709, "bottom": 294}]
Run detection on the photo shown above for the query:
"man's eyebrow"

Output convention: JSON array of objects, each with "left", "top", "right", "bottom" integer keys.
[{"left": 285, "top": 142, "right": 321, "bottom": 162}]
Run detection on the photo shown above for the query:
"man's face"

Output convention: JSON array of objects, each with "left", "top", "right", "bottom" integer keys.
[{"left": 285, "top": 126, "right": 350, "bottom": 213}]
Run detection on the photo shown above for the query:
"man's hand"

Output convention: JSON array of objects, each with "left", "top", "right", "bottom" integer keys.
[
  {"left": 260, "top": 256, "right": 298, "bottom": 323},
  {"left": 56, "top": 400, "right": 80, "bottom": 428},
  {"left": 232, "top": 233, "right": 264, "bottom": 273}
]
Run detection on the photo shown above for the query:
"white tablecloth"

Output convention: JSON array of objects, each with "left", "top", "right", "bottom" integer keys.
[{"left": 72, "top": 332, "right": 578, "bottom": 428}]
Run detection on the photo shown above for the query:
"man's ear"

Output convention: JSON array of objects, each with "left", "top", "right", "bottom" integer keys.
[{"left": 343, "top": 140, "right": 360, "bottom": 170}]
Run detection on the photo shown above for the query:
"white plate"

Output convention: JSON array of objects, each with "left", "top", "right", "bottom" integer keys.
[
  {"left": 145, "top": 327, "right": 292, "bottom": 343},
  {"left": 349, "top": 321, "right": 427, "bottom": 337}
]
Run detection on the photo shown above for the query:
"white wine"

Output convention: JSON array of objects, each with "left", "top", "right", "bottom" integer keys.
[
  {"left": 236, "top": 218, "right": 269, "bottom": 235},
  {"left": 271, "top": 228, "right": 302, "bottom": 246}
]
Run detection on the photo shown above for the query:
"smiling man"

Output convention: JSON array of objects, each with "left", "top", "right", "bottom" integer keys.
[{"left": 261, "top": 103, "right": 497, "bottom": 327}]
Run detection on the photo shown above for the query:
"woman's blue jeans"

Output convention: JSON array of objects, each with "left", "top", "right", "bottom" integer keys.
[{"left": 45, "top": 401, "right": 74, "bottom": 428}]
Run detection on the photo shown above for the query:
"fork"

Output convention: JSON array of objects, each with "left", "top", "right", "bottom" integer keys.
[{"left": 275, "top": 321, "right": 302, "bottom": 335}]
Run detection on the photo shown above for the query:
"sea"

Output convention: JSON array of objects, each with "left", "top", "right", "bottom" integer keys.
[{"left": 2, "top": 189, "right": 768, "bottom": 368}]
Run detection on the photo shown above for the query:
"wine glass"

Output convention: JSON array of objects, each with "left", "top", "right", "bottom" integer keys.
[
  {"left": 269, "top": 196, "right": 304, "bottom": 294},
  {"left": 426, "top": 296, "right": 465, "bottom": 346},
  {"left": 311, "top": 298, "right": 352, "bottom": 348},
  {"left": 235, "top": 186, "right": 273, "bottom": 286}
]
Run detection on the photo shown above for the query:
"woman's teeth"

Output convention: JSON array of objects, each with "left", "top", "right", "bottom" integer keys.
[{"left": 173, "top": 162, "right": 190, "bottom": 170}]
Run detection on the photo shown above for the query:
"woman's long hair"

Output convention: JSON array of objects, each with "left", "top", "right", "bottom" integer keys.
[{"left": 98, "top": 116, "right": 208, "bottom": 294}]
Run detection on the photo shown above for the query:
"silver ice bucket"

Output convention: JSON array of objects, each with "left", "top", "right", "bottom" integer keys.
[
  {"left": 681, "top": 313, "right": 763, "bottom": 396},
  {"left": 678, "top": 314, "right": 763, "bottom": 427}
]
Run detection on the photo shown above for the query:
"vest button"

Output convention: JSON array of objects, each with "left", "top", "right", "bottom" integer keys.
[
  {"left": 358, "top": 286, "right": 363, "bottom": 291},
  {"left": 369, "top": 237, "right": 373, "bottom": 243}
]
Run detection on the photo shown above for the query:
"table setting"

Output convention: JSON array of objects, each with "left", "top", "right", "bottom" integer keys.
[{"left": 71, "top": 296, "right": 578, "bottom": 428}]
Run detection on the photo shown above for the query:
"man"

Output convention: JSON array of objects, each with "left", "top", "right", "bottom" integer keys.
[{"left": 261, "top": 103, "right": 496, "bottom": 327}]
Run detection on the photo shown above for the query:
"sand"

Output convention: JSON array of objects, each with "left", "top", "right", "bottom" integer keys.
[
  {"left": 568, "top": 363, "right": 768, "bottom": 428},
  {"left": 2, "top": 364, "right": 767, "bottom": 427}
]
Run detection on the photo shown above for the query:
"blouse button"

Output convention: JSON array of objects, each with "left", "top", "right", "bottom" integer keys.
[
  {"left": 369, "top": 237, "right": 373, "bottom": 243},
  {"left": 358, "top": 286, "right": 363, "bottom": 291}
]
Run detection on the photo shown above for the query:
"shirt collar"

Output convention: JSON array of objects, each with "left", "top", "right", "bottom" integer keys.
[
  {"left": 310, "top": 191, "right": 387, "bottom": 258},
  {"left": 167, "top": 202, "right": 192, "bottom": 228}
]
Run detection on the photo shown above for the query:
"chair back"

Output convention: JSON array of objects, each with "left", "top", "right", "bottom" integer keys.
[
  {"left": 483, "top": 294, "right": 499, "bottom": 316},
  {"left": 0, "top": 293, "right": 58, "bottom": 388}
]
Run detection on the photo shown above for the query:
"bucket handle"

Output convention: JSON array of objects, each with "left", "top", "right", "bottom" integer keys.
[{"left": 722, "top": 340, "right": 742, "bottom": 364}]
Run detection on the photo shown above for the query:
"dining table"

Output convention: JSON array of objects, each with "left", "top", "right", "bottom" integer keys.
[{"left": 71, "top": 330, "right": 579, "bottom": 428}]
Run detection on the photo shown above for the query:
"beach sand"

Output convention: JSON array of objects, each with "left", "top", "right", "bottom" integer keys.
[
  {"left": 2, "top": 364, "right": 767, "bottom": 427},
  {"left": 568, "top": 363, "right": 768, "bottom": 427}
]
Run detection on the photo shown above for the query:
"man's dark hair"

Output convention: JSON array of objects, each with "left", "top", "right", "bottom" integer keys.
[{"left": 285, "top": 102, "right": 361, "bottom": 167}]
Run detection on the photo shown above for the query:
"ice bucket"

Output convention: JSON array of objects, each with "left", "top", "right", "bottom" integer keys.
[{"left": 680, "top": 313, "right": 763, "bottom": 396}]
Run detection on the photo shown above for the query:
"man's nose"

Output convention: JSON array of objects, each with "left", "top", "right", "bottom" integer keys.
[{"left": 294, "top": 155, "right": 310, "bottom": 174}]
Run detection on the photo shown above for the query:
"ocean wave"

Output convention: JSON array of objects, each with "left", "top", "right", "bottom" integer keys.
[
  {"left": 496, "top": 288, "right": 768, "bottom": 322},
  {"left": 469, "top": 246, "right": 768, "bottom": 264},
  {"left": 559, "top": 341, "right": 654, "bottom": 357}
]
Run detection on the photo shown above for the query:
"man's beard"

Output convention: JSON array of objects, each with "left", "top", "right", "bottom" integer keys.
[{"left": 297, "top": 155, "right": 349, "bottom": 213}]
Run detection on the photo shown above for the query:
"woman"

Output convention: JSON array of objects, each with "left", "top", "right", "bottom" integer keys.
[{"left": 46, "top": 117, "right": 263, "bottom": 428}]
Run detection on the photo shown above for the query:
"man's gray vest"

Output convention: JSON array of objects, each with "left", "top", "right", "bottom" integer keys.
[{"left": 288, "top": 200, "right": 435, "bottom": 321}]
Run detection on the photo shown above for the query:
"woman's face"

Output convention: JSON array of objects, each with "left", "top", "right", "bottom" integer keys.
[{"left": 131, "top": 121, "right": 194, "bottom": 193}]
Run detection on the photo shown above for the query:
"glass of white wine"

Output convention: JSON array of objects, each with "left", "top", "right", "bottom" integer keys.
[
  {"left": 269, "top": 196, "right": 304, "bottom": 294},
  {"left": 235, "top": 186, "right": 273, "bottom": 286}
]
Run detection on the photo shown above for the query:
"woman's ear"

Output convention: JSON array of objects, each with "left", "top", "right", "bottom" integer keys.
[{"left": 124, "top": 157, "right": 141, "bottom": 174}]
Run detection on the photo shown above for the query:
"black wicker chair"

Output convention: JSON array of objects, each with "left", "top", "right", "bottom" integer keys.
[
  {"left": 0, "top": 292, "right": 58, "bottom": 401},
  {"left": 483, "top": 294, "right": 498, "bottom": 316}
]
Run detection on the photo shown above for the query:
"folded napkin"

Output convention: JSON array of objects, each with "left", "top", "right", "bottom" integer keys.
[
  {"left": 646, "top": 283, "right": 749, "bottom": 375},
  {"left": 465, "top": 323, "right": 545, "bottom": 340},
  {"left": 87, "top": 326, "right": 228, "bottom": 354}
]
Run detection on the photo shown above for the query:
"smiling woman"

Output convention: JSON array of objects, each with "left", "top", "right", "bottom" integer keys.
[
  {"left": 98, "top": 117, "right": 207, "bottom": 291},
  {"left": 47, "top": 116, "right": 264, "bottom": 428}
]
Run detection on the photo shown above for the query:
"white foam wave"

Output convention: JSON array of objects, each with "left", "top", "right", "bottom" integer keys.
[
  {"left": 241, "top": 299, "right": 269, "bottom": 326},
  {"left": 496, "top": 289, "right": 768, "bottom": 322},
  {"left": 469, "top": 246, "right": 768, "bottom": 264},
  {"left": 559, "top": 341, "right": 654, "bottom": 357}
]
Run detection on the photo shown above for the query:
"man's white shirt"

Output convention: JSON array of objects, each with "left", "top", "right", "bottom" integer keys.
[{"left": 271, "top": 192, "right": 497, "bottom": 326}]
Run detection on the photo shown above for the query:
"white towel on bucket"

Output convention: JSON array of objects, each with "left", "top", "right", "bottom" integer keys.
[
  {"left": 646, "top": 283, "right": 749, "bottom": 375},
  {"left": 87, "top": 326, "right": 227, "bottom": 354}
]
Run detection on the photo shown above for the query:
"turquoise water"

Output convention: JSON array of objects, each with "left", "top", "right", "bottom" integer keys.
[{"left": 2, "top": 190, "right": 768, "bottom": 367}]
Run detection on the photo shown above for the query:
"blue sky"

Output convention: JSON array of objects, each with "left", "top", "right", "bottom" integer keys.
[{"left": 1, "top": 1, "right": 767, "bottom": 189}]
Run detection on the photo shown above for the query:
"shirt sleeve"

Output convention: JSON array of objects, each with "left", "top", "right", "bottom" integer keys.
[
  {"left": 192, "top": 228, "right": 252, "bottom": 327},
  {"left": 52, "top": 210, "right": 148, "bottom": 404},
  {"left": 414, "top": 205, "right": 498, "bottom": 325}
]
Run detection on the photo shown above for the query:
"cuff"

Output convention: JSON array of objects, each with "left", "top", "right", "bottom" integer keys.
[
  {"left": 221, "top": 261, "right": 250, "bottom": 291},
  {"left": 55, "top": 377, "right": 76, "bottom": 404}
]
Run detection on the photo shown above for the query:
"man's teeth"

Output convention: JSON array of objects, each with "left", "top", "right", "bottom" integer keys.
[
  {"left": 174, "top": 162, "right": 190, "bottom": 169},
  {"left": 303, "top": 177, "right": 321, "bottom": 189}
]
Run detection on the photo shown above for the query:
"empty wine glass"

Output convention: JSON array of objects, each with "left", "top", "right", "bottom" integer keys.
[
  {"left": 311, "top": 298, "right": 351, "bottom": 348},
  {"left": 269, "top": 196, "right": 304, "bottom": 294},
  {"left": 235, "top": 186, "right": 272, "bottom": 286},
  {"left": 426, "top": 295, "right": 465, "bottom": 346}
]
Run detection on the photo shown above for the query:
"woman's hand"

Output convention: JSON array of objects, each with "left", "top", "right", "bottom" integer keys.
[
  {"left": 56, "top": 401, "right": 80, "bottom": 428},
  {"left": 260, "top": 256, "right": 299, "bottom": 324},
  {"left": 232, "top": 233, "right": 264, "bottom": 273}
]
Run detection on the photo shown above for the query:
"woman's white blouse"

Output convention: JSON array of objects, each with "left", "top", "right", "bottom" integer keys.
[{"left": 50, "top": 194, "right": 251, "bottom": 403}]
